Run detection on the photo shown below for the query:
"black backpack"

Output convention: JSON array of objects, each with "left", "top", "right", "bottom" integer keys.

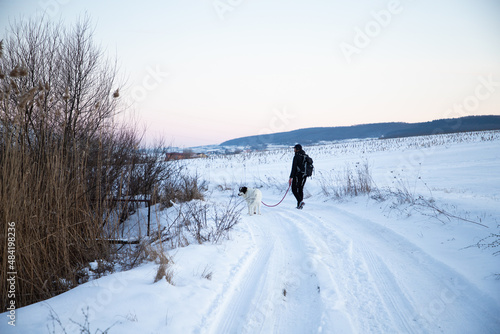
[{"left": 301, "top": 154, "right": 314, "bottom": 177}]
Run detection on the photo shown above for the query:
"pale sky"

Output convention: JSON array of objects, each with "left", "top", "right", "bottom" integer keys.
[{"left": 1, "top": 0, "right": 499, "bottom": 147}]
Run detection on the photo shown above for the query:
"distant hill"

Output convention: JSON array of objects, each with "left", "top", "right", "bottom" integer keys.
[{"left": 219, "top": 115, "right": 500, "bottom": 147}]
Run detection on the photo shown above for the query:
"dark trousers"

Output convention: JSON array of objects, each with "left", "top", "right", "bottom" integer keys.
[{"left": 291, "top": 174, "right": 307, "bottom": 206}]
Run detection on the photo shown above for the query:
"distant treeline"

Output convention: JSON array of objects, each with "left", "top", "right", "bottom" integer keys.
[{"left": 220, "top": 115, "right": 500, "bottom": 147}]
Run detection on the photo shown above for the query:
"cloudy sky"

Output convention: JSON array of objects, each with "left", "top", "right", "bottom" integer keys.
[{"left": 1, "top": 0, "right": 499, "bottom": 147}]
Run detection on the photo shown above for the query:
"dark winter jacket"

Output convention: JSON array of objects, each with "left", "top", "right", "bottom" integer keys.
[{"left": 290, "top": 150, "right": 307, "bottom": 179}]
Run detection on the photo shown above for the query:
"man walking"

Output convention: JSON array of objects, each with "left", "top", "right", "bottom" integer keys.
[{"left": 289, "top": 144, "right": 307, "bottom": 209}]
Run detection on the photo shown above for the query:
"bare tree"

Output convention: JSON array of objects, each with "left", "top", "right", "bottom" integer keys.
[
  {"left": 58, "top": 18, "right": 120, "bottom": 146},
  {"left": 0, "top": 16, "right": 120, "bottom": 152}
]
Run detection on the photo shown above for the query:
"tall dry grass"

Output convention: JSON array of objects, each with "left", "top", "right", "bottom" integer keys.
[
  {"left": 1, "top": 127, "right": 112, "bottom": 306},
  {"left": 0, "top": 18, "right": 149, "bottom": 309}
]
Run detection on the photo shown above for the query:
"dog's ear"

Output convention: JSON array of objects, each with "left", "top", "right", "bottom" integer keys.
[{"left": 240, "top": 187, "right": 247, "bottom": 194}]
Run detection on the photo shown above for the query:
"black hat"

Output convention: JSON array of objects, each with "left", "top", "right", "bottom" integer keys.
[{"left": 294, "top": 144, "right": 302, "bottom": 150}]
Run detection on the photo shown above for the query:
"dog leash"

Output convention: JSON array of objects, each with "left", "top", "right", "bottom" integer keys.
[{"left": 261, "top": 184, "right": 291, "bottom": 207}]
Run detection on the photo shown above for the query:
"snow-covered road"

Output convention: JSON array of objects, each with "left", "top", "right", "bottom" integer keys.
[
  {"left": 196, "top": 199, "right": 500, "bottom": 334},
  {"left": 200, "top": 207, "right": 325, "bottom": 334}
]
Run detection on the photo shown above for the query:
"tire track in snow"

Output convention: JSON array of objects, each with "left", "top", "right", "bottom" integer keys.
[
  {"left": 289, "top": 207, "right": 420, "bottom": 333},
  {"left": 297, "top": 202, "right": 500, "bottom": 333},
  {"left": 265, "top": 212, "right": 324, "bottom": 333},
  {"left": 240, "top": 220, "right": 285, "bottom": 334},
  {"left": 198, "top": 222, "right": 274, "bottom": 334},
  {"left": 259, "top": 209, "right": 357, "bottom": 332},
  {"left": 201, "top": 211, "right": 325, "bottom": 334},
  {"left": 278, "top": 209, "right": 391, "bottom": 333},
  {"left": 360, "top": 246, "right": 423, "bottom": 334},
  {"left": 330, "top": 204, "right": 500, "bottom": 333}
]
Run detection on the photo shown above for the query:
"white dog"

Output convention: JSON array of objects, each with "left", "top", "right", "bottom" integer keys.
[{"left": 238, "top": 186, "right": 262, "bottom": 216}]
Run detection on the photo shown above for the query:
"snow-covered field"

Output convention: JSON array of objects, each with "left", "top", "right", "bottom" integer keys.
[{"left": 3, "top": 131, "right": 500, "bottom": 334}]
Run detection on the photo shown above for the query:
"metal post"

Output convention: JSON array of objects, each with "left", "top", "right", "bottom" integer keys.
[{"left": 147, "top": 199, "right": 151, "bottom": 237}]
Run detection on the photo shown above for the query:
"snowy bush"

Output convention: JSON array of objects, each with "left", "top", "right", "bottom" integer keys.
[
  {"left": 318, "top": 162, "right": 374, "bottom": 199},
  {"left": 155, "top": 197, "right": 242, "bottom": 248}
]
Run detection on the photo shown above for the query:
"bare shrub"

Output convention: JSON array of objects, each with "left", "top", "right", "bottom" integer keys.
[
  {"left": 181, "top": 197, "right": 241, "bottom": 244},
  {"left": 386, "top": 170, "right": 422, "bottom": 205},
  {"left": 47, "top": 306, "right": 117, "bottom": 334},
  {"left": 319, "top": 162, "right": 374, "bottom": 199},
  {"left": 158, "top": 171, "right": 206, "bottom": 209},
  {"left": 211, "top": 197, "right": 241, "bottom": 243},
  {"left": 470, "top": 229, "right": 500, "bottom": 255},
  {"left": 199, "top": 265, "right": 213, "bottom": 280},
  {"left": 184, "top": 201, "right": 209, "bottom": 244},
  {"left": 154, "top": 197, "right": 241, "bottom": 248},
  {"left": 385, "top": 174, "right": 489, "bottom": 228}
]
